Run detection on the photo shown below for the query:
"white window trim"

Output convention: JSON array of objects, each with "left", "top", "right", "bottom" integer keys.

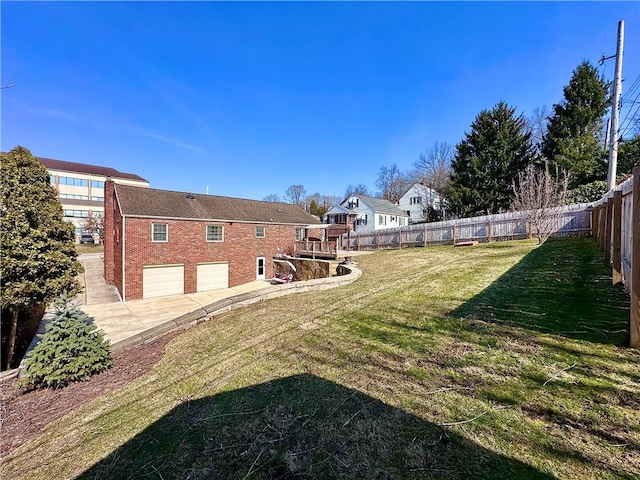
[
  {"left": 206, "top": 225, "right": 224, "bottom": 242},
  {"left": 152, "top": 223, "right": 168, "bottom": 243},
  {"left": 256, "top": 226, "right": 265, "bottom": 238},
  {"left": 295, "top": 228, "right": 304, "bottom": 241}
]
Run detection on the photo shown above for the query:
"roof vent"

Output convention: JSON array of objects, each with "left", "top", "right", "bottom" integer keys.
[{"left": 186, "top": 194, "right": 195, "bottom": 200}]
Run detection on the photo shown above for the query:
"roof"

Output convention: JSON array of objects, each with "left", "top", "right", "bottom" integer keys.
[
  {"left": 326, "top": 205, "right": 353, "bottom": 215},
  {"left": 347, "top": 195, "right": 409, "bottom": 217},
  {"left": 38, "top": 157, "right": 148, "bottom": 183},
  {"left": 115, "top": 184, "right": 322, "bottom": 225}
]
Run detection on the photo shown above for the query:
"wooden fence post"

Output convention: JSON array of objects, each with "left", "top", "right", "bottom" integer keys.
[
  {"left": 423, "top": 225, "right": 428, "bottom": 247},
  {"left": 631, "top": 166, "right": 640, "bottom": 348},
  {"left": 487, "top": 220, "right": 492, "bottom": 242},
  {"left": 612, "top": 190, "right": 623, "bottom": 285},
  {"left": 399, "top": 229, "right": 403, "bottom": 249},
  {"left": 604, "top": 198, "right": 613, "bottom": 264},
  {"left": 452, "top": 224, "right": 456, "bottom": 245}
]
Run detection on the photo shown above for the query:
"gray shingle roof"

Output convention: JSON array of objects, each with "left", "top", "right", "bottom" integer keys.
[
  {"left": 353, "top": 195, "right": 409, "bottom": 216},
  {"left": 115, "top": 184, "right": 321, "bottom": 225}
]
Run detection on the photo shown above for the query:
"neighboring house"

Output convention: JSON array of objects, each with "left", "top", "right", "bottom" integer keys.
[
  {"left": 104, "top": 180, "right": 323, "bottom": 301},
  {"left": 324, "top": 194, "right": 409, "bottom": 236},
  {"left": 39, "top": 157, "right": 149, "bottom": 241},
  {"left": 398, "top": 183, "right": 443, "bottom": 224}
]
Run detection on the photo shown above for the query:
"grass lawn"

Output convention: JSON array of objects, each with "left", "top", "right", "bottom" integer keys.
[
  {"left": 76, "top": 243, "right": 104, "bottom": 255},
  {"left": 3, "top": 238, "right": 638, "bottom": 479}
]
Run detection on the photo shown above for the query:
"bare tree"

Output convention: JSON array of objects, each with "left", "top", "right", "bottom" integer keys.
[
  {"left": 375, "top": 164, "right": 411, "bottom": 204},
  {"left": 263, "top": 194, "right": 281, "bottom": 202},
  {"left": 526, "top": 105, "right": 551, "bottom": 151},
  {"left": 81, "top": 213, "right": 105, "bottom": 242},
  {"left": 322, "top": 194, "right": 342, "bottom": 207},
  {"left": 344, "top": 184, "right": 370, "bottom": 198},
  {"left": 284, "top": 185, "right": 306, "bottom": 206},
  {"left": 412, "top": 142, "right": 453, "bottom": 194},
  {"left": 511, "top": 162, "right": 570, "bottom": 244}
]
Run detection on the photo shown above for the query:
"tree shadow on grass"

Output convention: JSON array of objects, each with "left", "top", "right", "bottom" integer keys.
[
  {"left": 449, "top": 238, "right": 630, "bottom": 346},
  {"left": 77, "top": 374, "right": 554, "bottom": 480}
]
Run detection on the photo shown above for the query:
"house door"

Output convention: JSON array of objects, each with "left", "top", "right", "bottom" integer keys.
[{"left": 256, "top": 257, "right": 266, "bottom": 280}]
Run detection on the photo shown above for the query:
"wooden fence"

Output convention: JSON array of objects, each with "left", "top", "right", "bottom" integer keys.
[
  {"left": 342, "top": 203, "right": 592, "bottom": 251},
  {"left": 591, "top": 166, "right": 639, "bottom": 347}
]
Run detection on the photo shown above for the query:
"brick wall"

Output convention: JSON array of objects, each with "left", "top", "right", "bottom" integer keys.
[{"left": 120, "top": 218, "right": 303, "bottom": 300}]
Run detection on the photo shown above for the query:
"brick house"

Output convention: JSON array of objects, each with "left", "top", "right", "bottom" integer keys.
[{"left": 104, "top": 180, "right": 322, "bottom": 301}]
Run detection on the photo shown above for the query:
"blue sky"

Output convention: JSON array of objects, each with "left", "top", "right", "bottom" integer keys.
[{"left": 2, "top": 1, "right": 639, "bottom": 200}]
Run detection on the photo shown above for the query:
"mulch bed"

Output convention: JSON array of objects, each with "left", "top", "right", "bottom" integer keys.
[{"left": 0, "top": 332, "right": 179, "bottom": 456}]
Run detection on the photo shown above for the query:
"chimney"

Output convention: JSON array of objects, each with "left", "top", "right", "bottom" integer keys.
[{"left": 103, "top": 177, "right": 115, "bottom": 284}]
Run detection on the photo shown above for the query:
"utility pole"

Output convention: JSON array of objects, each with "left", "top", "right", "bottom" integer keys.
[{"left": 607, "top": 20, "right": 624, "bottom": 191}]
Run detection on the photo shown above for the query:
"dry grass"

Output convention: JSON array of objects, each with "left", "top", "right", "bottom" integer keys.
[{"left": 2, "top": 238, "right": 638, "bottom": 479}]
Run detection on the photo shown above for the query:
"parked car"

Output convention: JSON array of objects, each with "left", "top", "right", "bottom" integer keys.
[{"left": 79, "top": 234, "right": 95, "bottom": 244}]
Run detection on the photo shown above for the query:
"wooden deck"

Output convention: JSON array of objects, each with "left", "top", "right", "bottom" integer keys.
[{"left": 293, "top": 240, "right": 359, "bottom": 260}]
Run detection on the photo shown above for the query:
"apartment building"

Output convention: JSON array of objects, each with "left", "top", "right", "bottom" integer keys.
[{"left": 39, "top": 157, "right": 149, "bottom": 241}]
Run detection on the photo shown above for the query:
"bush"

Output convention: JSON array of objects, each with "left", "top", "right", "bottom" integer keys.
[
  {"left": 567, "top": 180, "right": 608, "bottom": 204},
  {"left": 19, "top": 295, "right": 112, "bottom": 390}
]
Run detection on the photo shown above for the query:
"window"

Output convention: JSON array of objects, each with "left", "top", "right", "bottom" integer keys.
[
  {"left": 356, "top": 214, "right": 368, "bottom": 226},
  {"left": 295, "top": 228, "right": 304, "bottom": 241},
  {"left": 348, "top": 198, "right": 359, "bottom": 209},
  {"left": 255, "top": 226, "right": 265, "bottom": 238},
  {"left": 391, "top": 216, "right": 396, "bottom": 222},
  {"left": 206, "top": 225, "right": 224, "bottom": 242},
  {"left": 60, "top": 193, "right": 89, "bottom": 200},
  {"left": 58, "top": 176, "right": 89, "bottom": 187},
  {"left": 50, "top": 175, "right": 56, "bottom": 185},
  {"left": 152, "top": 223, "right": 168, "bottom": 242},
  {"left": 410, "top": 196, "right": 422, "bottom": 205},
  {"left": 379, "top": 215, "right": 387, "bottom": 226},
  {"left": 406, "top": 210, "right": 411, "bottom": 217},
  {"left": 75, "top": 227, "right": 89, "bottom": 236},
  {"left": 91, "top": 196, "right": 104, "bottom": 202},
  {"left": 63, "top": 209, "right": 90, "bottom": 218},
  {"left": 91, "top": 180, "right": 105, "bottom": 189}
]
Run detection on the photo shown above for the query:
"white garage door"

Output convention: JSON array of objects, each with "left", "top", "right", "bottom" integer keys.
[
  {"left": 143, "top": 264, "right": 184, "bottom": 299},
  {"left": 197, "top": 262, "right": 229, "bottom": 292}
]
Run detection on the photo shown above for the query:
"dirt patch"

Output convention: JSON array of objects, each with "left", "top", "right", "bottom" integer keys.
[{"left": 0, "top": 331, "right": 179, "bottom": 456}]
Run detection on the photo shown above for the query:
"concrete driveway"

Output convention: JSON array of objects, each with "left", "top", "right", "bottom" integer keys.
[{"left": 75, "top": 254, "right": 270, "bottom": 345}]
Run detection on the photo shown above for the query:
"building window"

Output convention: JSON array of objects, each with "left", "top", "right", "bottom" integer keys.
[
  {"left": 91, "top": 196, "right": 104, "bottom": 202},
  {"left": 295, "top": 228, "right": 304, "bottom": 241},
  {"left": 58, "top": 176, "right": 89, "bottom": 187},
  {"left": 91, "top": 180, "right": 105, "bottom": 189},
  {"left": 356, "top": 214, "right": 368, "bottom": 226},
  {"left": 379, "top": 215, "right": 387, "bottom": 226},
  {"left": 406, "top": 210, "right": 411, "bottom": 217},
  {"left": 60, "top": 193, "right": 89, "bottom": 200},
  {"left": 50, "top": 175, "right": 56, "bottom": 185},
  {"left": 152, "top": 223, "right": 168, "bottom": 242},
  {"left": 410, "top": 196, "right": 422, "bottom": 205},
  {"left": 347, "top": 198, "right": 359, "bottom": 209},
  {"left": 63, "top": 209, "right": 90, "bottom": 218},
  {"left": 206, "top": 225, "right": 224, "bottom": 242},
  {"left": 75, "top": 227, "right": 89, "bottom": 236},
  {"left": 256, "top": 226, "right": 265, "bottom": 238}
]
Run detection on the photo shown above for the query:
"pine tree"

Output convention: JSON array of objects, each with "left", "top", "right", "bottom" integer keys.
[
  {"left": 446, "top": 102, "right": 535, "bottom": 217},
  {"left": 19, "top": 294, "right": 112, "bottom": 390},
  {"left": 1, "top": 146, "right": 82, "bottom": 368},
  {"left": 541, "top": 61, "right": 609, "bottom": 187}
]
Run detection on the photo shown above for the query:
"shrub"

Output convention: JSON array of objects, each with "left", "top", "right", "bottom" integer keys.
[{"left": 19, "top": 295, "right": 112, "bottom": 390}]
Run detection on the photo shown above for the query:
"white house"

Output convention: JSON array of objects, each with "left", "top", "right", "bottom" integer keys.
[
  {"left": 398, "top": 183, "right": 443, "bottom": 224},
  {"left": 325, "top": 194, "right": 409, "bottom": 234}
]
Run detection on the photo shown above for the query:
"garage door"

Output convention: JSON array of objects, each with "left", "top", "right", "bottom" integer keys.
[
  {"left": 197, "top": 262, "right": 229, "bottom": 292},
  {"left": 143, "top": 264, "right": 184, "bottom": 299}
]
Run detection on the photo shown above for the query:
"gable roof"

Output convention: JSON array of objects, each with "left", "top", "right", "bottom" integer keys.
[
  {"left": 115, "top": 184, "right": 321, "bottom": 225},
  {"left": 345, "top": 195, "right": 408, "bottom": 217},
  {"left": 38, "top": 157, "right": 148, "bottom": 183},
  {"left": 326, "top": 205, "right": 353, "bottom": 216}
]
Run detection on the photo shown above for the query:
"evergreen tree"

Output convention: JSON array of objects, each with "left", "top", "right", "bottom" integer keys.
[
  {"left": 617, "top": 135, "right": 640, "bottom": 175},
  {"left": 446, "top": 102, "right": 535, "bottom": 217},
  {"left": 541, "top": 61, "right": 609, "bottom": 187},
  {"left": 1, "top": 146, "right": 82, "bottom": 368},
  {"left": 20, "top": 295, "right": 112, "bottom": 390}
]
